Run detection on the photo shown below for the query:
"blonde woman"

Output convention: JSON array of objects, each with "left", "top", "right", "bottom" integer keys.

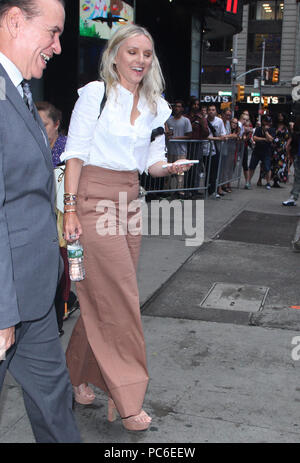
[{"left": 62, "top": 24, "right": 191, "bottom": 432}]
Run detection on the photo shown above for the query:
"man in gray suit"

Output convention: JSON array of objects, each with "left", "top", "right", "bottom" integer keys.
[{"left": 0, "top": 0, "right": 81, "bottom": 442}]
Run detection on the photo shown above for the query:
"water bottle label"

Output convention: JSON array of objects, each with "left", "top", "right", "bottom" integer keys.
[{"left": 68, "top": 248, "right": 83, "bottom": 259}]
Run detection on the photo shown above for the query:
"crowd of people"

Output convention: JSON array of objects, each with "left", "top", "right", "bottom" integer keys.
[{"left": 162, "top": 98, "right": 297, "bottom": 201}]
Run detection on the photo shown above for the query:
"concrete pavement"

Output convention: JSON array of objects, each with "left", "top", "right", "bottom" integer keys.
[{"left": 1, "top": 173, "right": 300, "bottom": 443}]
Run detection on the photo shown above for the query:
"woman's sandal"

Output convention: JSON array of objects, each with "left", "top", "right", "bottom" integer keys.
[
  {"left": 108, "top": 398, "right": 152, "bottom": 431},
  {"left": 73, "top": 383, "right": 95, "bottom": 405},
  {"left": 222, "top": 186, "right": 232, "bottom": 193}
]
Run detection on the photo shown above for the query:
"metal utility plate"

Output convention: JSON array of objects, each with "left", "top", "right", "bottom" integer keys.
[{"left": 199, "top": 282, "right": 269, "bottom": 313}]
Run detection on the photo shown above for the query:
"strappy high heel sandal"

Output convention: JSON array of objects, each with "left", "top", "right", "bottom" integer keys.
[
  {"left": 73, "top": 383, "right": 95, "bottom": 405},
  {"left": 107, "top": 398, "right": 152, "bottom": 431},
  {"left": 107, "top": 397, "right": 118, "bottom": 422}
]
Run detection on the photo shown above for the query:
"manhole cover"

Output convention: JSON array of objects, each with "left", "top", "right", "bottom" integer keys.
[{"left": 199, "top": 283, "right": 269, "bottom": 313}]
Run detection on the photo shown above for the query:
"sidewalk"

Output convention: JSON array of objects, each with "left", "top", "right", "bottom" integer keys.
[{"left": 1, "top": 175, "right": 300, "bottom": 443}]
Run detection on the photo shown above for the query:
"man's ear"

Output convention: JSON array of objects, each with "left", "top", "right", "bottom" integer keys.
[{"left": 5, "top": 7, "right": 24, "bottom": 38}]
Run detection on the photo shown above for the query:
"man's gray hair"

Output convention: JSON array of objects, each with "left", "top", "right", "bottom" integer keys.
[{"left": 0, "top": 0, "right": 65, "bottom": 20}]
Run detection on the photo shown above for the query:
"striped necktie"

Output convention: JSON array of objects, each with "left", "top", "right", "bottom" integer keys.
[{"left": 21, "top": 80, "right": 35, "bottom": 116}]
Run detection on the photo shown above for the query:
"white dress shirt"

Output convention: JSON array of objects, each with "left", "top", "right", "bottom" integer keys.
[
  {"left": 61, "top": 81, "right": 172, "bottom": 174},
  {"left": 0, "top": 51, "right": 23, "bottom": 96}
]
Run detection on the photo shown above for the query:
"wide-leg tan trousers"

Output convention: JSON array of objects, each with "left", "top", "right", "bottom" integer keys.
[{"left": 66, "top": 166, "right": 149, "bottom": 418}]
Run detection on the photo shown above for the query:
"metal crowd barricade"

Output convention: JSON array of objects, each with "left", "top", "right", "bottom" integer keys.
[
  {"left": 139, "top": 139, "right": 213, "bottom": 198},
  {"left": 215, "top": 138, "right": 245, "bottom": 194}
]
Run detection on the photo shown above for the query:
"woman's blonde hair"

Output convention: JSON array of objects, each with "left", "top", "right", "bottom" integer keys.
[{"left": 99, "top": 24, "right": 165, "bottom": 114}]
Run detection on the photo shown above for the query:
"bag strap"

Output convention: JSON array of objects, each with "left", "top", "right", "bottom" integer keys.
[
  {"left": 98, "top": 81, "right": 107, "bottom": 119},
  {"left": 98, "top": 81, "right": 163, "bottom": 144},
  {"left": 207, "top": 119, "right": 216, "bottom": 137}
]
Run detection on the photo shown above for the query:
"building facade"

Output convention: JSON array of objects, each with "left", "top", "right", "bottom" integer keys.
[
  {"left": 32, "top": 0, "right": 245, "bottom": 129},
  {"left": 35, "top": 0, "right": 299, "bottom": 128},
  {"left": 200, "top": 0, "right": 300, "bottom": 116}
]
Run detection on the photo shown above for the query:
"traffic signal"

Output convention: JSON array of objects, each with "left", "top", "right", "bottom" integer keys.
[
  {"left": 237, "top": 84, "right": 245, "bottom": 101},
  {"left": 263, "top": 96, "right": 269, "bottom": 109},
  {"left": 272, "top": 68, "right": 279, "bottom": 83}
]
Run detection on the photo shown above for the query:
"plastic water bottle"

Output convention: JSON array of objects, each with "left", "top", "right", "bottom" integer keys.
[{"left": 67, "top": 240, "right": 85, "bottom": 281}]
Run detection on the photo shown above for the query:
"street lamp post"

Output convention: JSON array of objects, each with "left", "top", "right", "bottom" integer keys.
[
  {"left": 258, "top": 39, "right": 266, "bottom": 123},
  {"left": 231, "top": 34, "right": 238, "bottom": 116},
  {"left": 198, "top": 18, "right": 204, "bottom": 100}
]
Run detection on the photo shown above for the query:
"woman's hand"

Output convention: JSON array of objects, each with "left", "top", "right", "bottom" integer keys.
[
  {"left": 63, "top": 212, "right": 83, "bottom": 242},
  {"left": 166, "top": 159, "right": 193, "bottom": 175},
  {"left": 63, "top": 158, "right": 84, "bottom": 241},
  {"left": 149, "top": 159, "right": 194, "bottom": 177}
]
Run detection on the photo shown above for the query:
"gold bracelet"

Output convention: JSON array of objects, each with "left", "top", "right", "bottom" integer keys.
[{"left": 64, "top": 209, "right": 77, "bottom": 213}]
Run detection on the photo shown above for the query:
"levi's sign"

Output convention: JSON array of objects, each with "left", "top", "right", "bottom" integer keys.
[
  {"left": 201, "top": 95, "right": 230, "bottom": 103},
  {"left": 247, "top": 96, "right": 279, "bottom": 104}
]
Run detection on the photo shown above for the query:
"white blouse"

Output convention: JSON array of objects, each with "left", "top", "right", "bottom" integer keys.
[{"left": 61, "top": 81, "right": 172, "bottom": 174}]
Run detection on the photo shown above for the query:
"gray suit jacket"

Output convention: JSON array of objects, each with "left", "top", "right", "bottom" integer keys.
[{"left": 0, "top": 64, "right": 61, "bottom": 330}]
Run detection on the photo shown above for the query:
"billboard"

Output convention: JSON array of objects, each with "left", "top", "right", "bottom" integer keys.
[{"left": 80, "top": 1, "right": 134, "bottom": 40}]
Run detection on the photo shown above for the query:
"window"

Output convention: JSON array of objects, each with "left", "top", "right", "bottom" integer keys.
[
  {"left": 249, "top": 1, "right": 284, "bottom": 21},
  {"left": 202, "top": 65, "right": 232, "bottom": 85},
  {"left": 208, "top": 36, "right": 233, "bottom": 52},
  {"left": 248, "top": 33, "right": 281, "bottom": 54},
  {"left": 209, "top": 38, "right": 224, "bottom": 52}
]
